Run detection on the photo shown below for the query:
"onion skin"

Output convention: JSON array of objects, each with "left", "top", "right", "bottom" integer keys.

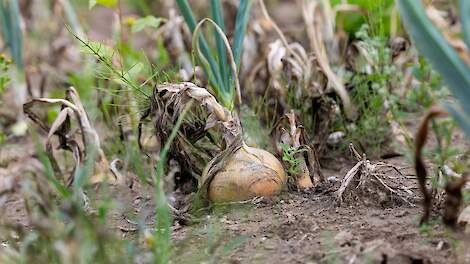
[{"left": 207, "top": 145, "right": 286, "bottom": 203}]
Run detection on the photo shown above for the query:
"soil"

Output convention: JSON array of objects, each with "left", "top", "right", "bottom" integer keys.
[
  {"left": 1, "top": 2, "right": 469, "bottom": 263},
  {"left": 169, "top": 158, "right": 461, "bottom": 264},
  {"left": 2, "top": 148, "right": 466, "bottom": 263}
]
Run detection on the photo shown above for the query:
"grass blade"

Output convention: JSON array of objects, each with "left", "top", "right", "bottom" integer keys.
[
  {"left": 175, "top": 0, "right": 226, "bottom": 94},
  {"left": 0, "top": 0, "right": 24, "bottom": 70},
  {"left": 397, "top": 0, "right": 470, "bottom": 116},
  {"left": 211, "top": 0, "right": 230, "bottom": 92},
  {"left": 154, "top": 101, "right": 193, "bottom": 264},
  {"left": 232, "top": 0, "right": 252, "bottom": 68},
  {"left": 32, "top": 133, "right": 71, "bottom": 198},
  {"left": 461, "top": 0, "right": 470, "bottom": 50}
]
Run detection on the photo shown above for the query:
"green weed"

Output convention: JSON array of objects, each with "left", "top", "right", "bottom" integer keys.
[
  {"left": 405, "top": 58, "right": 445, "bottom": 111},
  {"left": 0, "top": 53, "right": 11, "bottom": 94},
  {"left": 332, "top": 0, "right": 396, "bottom": 36},
  {"left": 0, "top": 53, "right": 11, "bottom": 145},
  {"left": 336, "top": 24, "right": 400, "bottom": 156},
  {"left": 280, "top": 143, "right": 306, "bottom": 176}
]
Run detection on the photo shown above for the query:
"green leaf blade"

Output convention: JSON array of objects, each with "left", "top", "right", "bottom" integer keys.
[
  {"left": 176, "top": 0, "right": 228, "bottom": 103},
  {"left": 397, "top": 0, "right": 470, "bottom": 116},
  {"left": 232, "top": 0, "right": 252, "bottom": 69},
  {"left": 445, "top": 102, "right": 470, "bottom": 141},
  {"left": 90, "top": 0, "right": 117, "bottom": 9},
  {"left": 0, "top": 0, "right": 24, "bottom": 70},
  {"left": 211, "top": 0, "right": 230, "bottom": 93},
  {"left": 461, "top": 0, "right": 470, "bottom": 50}
]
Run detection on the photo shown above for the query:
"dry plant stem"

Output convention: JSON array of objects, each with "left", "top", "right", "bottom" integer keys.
[
  {"left": 145, "top": 82, "right": 241, "bottom": 146},
  {"left": 23, "top": 87, "right": 114, "bottom": 184},
  {"left": 301, "top": 0, "right": 353, "bottom": 117},
  {"left": 272, "top": 112, "right": 315, "bottom": 189},
  {"left": 335, "top": 159, "right": 363, "bottom": 203},
  {"left": 258, "top": 0, "right": 305, "bottom": 68},
  {"left": 414, "top": 105, "right": 448, "bottom": 225},
  {"left": 287, "top": 114, "right": 314, "bottom": 189},
  {"left": 443, "top": 174, "right": 469, "bottom": 229},
  {"left": 336, "top": 144, "right": 414, "bottom": 206}
]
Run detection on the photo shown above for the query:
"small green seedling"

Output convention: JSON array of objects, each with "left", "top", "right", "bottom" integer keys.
[{"left": 280, "top": 143, "right": 306, "bottom": 176}]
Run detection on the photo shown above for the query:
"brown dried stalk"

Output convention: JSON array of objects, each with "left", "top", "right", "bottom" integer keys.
[
  {"left": 336, "top": 144, "right": 414, "bottom": 206},
  {"left": 271, "top": 111, "right": 322, "bottom": 189},
  {"left": 257, "top": 0, "right": 354, "bottom": 120},
  {"left": 138, "top": 82, "right": 243, "bottom": 184},
  {"left": 301, "top": 0, "right": 354, "bottom": 118},
  {"left": 414, "top": 105, "right": 470, "bottom": 227},
  {"left": 443, "top": 174, "right": 468, "bottom": 229},
  {"left": 23, "top": 87, "right": 116, "bottom": 185},
  {"left": 414, "top": 105, "right": 447, "bottom": 224}
]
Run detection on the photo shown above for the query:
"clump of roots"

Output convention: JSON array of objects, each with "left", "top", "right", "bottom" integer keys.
[{"left": 335, "top": 144, "right": 415, "bottom": 207}]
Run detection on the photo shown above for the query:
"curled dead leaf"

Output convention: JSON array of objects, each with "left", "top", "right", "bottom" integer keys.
[
  {"left": 23, "top": 87, "right": 117, "bottom": 185},
  {"left": 414, "top": 105, "right": 449, "bottom": 225},
  {"left": 267, "top": 40, "right": 286, "bottom": 75}
]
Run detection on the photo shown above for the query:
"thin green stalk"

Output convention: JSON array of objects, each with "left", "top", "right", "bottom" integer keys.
[
  {"left": 175, "top": 0, "right": 226, "bottom": 93},
  {"left": 211, "top": 0, "right": 229, "bottom": 91},
  {"left": 232, "top": 0, "right": 252, "bottom": 69},
  {"left": 193, "top": 18, "right": 242, "bottom": 110},
  {"left": 68, "top": 26, "right": 150, "bottom": 99},
  {"left": 154, "top": 101, "right": 193, "bottom": 264}
]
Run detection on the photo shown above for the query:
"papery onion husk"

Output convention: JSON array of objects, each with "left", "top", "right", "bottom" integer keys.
[{"left": 200, "top": 140, "right": 286, "bottom": 203}]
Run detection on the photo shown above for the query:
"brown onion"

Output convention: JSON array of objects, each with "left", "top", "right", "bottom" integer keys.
[{"left": 205, "top": 145, "right": 286, "bottom": 203}]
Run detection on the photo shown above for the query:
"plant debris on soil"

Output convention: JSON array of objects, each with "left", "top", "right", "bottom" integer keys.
[{"left": 1, "top": 0, "right": 470, "bottom": 263}]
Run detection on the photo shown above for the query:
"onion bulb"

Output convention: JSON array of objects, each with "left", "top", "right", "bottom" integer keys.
[{"left": 204, "top": 144, "right": 286, "bottom": 203}]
